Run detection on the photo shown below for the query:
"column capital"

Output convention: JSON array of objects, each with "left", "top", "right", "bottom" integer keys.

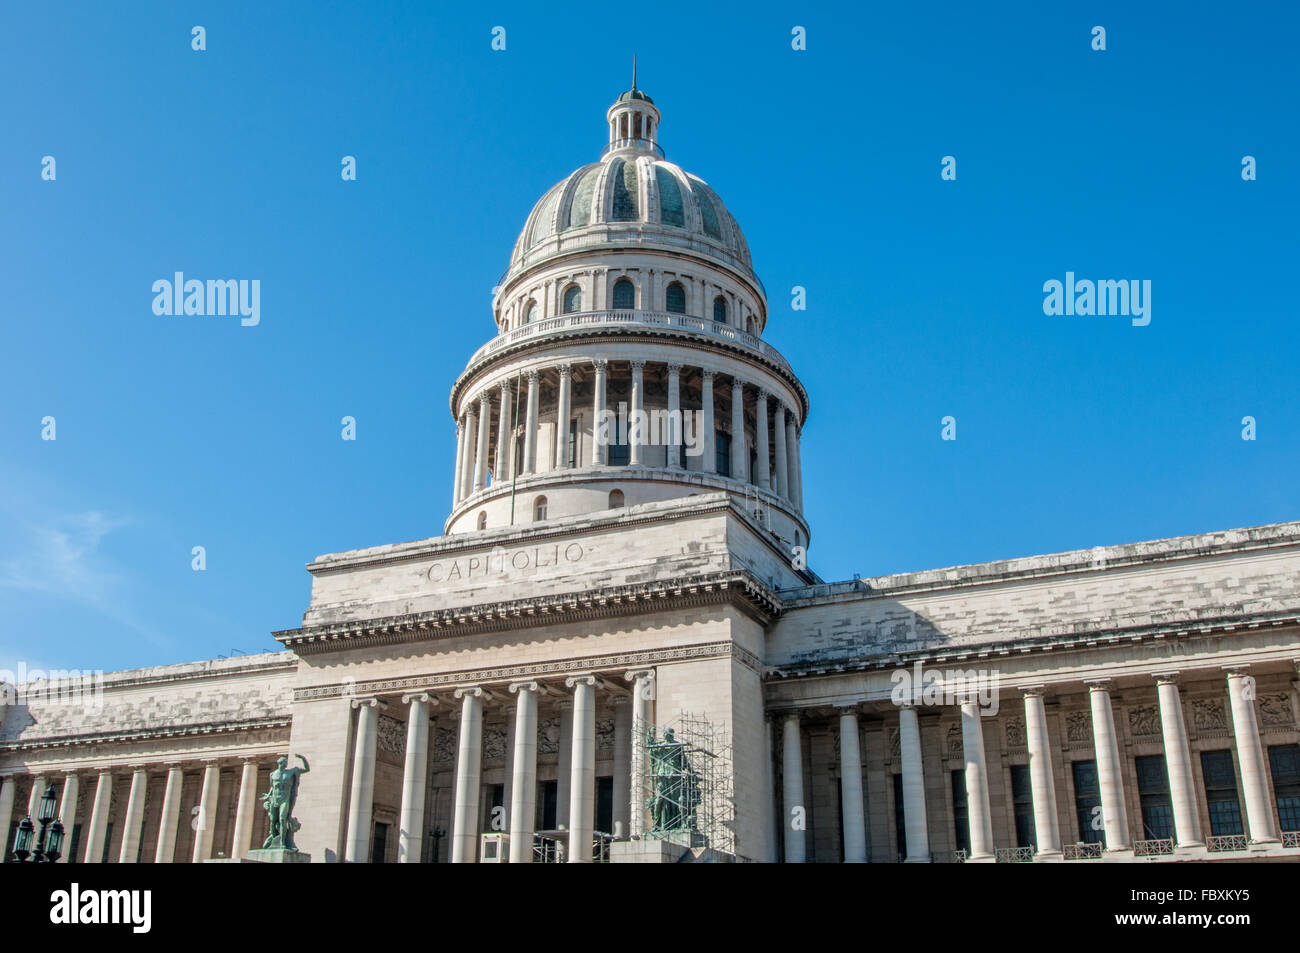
[
  {"left": 783, "top": 710, "right": 801, "bottom": 724},
  {"left": 1084, "top": 678, "right": 1115, "bottom": 693},
  {"left": 834, "top": 702, "right": 863, "bottom": 716},
  {"left": 239, "top": 756, "right": 262, "bottom": 765},
  {"left": 1019, "top": 685, "right": 1047, "bottom": 698},
  {"left": 731, "top": 376, "right": 746, "bottom": 390},
  {"left": 1221, "top": 664, "right": 1254, "bottom": 678},
  {"left": 1151, "top": 671, "right": 1182, "bottom": 685},
  {"left": 350, "top": 696, "right": 387, "bottom": 711},
  {"left": 629, "top": 359, "right": 646, "bottom": 372},
  {"left": 700, "top": 367, "right": 714, "bottom": 381},
  {"left": 525, "top": 368, "right": 540, "bottom": 383},
  {"left": 557, "top": 363, "right": 573, "bottom": 379},
  {"left": 666, "top": 361, "right": 682, "bottom": 375},
  {"left": 592, "top": 358, "right": 608, "bottom": 372},
  {"left": 498, "top": 378, "right": 514, "bottom": 396},
  {"left": 508, "top": 679, "right": 545, "bottom": 696},
  {"left": 755, "top": 387, "right": 768, "bottom": 400},
  {"left": 401, "top": 691, "right": 439, "bottom": 706},
  {"left": 453, "top": 685, "right": 485, "bottom": 701},
  {"left": 564, "top": 673, "right": 599, "bottom": 691}
]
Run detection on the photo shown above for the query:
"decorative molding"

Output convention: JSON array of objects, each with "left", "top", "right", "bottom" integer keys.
[{"left": 292, "top": 639, "right": 760, "bottom": 703}]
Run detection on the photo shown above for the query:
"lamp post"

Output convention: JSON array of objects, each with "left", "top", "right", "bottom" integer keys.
[{"left": 12, "top": 784, "right": 64, "bottom": 863}]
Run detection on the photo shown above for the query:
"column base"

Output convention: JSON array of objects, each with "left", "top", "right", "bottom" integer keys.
[{"left": 904, "top": 854, "right": 932, "bottom": 863}]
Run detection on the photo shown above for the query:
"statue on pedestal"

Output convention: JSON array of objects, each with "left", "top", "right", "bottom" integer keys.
[
  {"left": 261, "top": 754, "right": 310, "bottom": 851},
  {"left": 646, "top": 728, "right": 700, "bottom": 834}
]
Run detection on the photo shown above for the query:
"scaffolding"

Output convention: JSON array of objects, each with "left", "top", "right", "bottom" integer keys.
[{"left": 635, "top": 711, "right": 735, "bottom": 857}]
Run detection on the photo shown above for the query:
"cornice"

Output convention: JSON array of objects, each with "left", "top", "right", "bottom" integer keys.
[
  {"left": 276, "top": 569, "right": 783, "bottom": 653},
  {"left": 765, "top": 607, "right": 1300, "bottom": 681},
  {"left": 0, "top": 717, "right": 292, "bottom": 753},
  {"left": 293, "top": 639, "right": 762, "bottom": 702}
]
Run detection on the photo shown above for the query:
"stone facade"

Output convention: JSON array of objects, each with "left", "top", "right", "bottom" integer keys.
[{"left": 3, "top": 82, "right": 1298, "bottom": 865}]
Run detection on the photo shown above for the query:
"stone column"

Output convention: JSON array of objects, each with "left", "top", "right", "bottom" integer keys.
[
  {"left": 899, "top": 705, "right": 930, "bottom": 862},
  {"left": 628, "top": 360, "right": 645, "bottom": 466},
  {"left": 701, "top": 369, "right": 716, "bottom": 474},
  {"left": 57, "top": 773, "right": 80, "bottom": 863},
  {"left": 625, "top": 669, "right": 655, "bottom": 836},
  {"left": 460, "top": 405, "right": 478, "bottom": 499},
  {"left": 154, "top": 764, "right": 183, "bottom": 863},
  {"left": 27, "top": 774, "right": 46, "bottom": 820},
  {"left": 83, "top": 769, "right": 113, "bottom": 863},
  {"left": 1087, "top": 680, "right": 1131, "bottom": 850},
  {"left": 0, "top": 777, "right": 14, "bottom": 852},
  {"left": 398, "top": 693, "right": 434, "bottom": 863},
  {"left": 754, "top": 389, "right": 771, "bottom": 489},
  {"left": 229, "top": 759, "right": 260, "bottom": 861},
  {"left": 773, "top": 403, "right": 788, "bottom": 499},
  {"left": 612, "top": 697, "right": 632, "bottom": 838},
  {"left": 451, "top": 687, "right": 484, "bottom": 863},
  {"left": 556, "top": 701, "right": 573, "bottom": 830},
  {"left": 523, "top": 370, "right": 540, "bottom": 474},
  {"left": 666, "top": 362, "right": 682, "bottom": 468},
  {"left": 118, "top": 767, "right": 149, "bottom": 863},
  {"left": 554, "top": 364, "right": 573, "bottom": 468},
  {"left": 838, "top": 708, "right": 867, "bottom": 863},
  {"left": 730, "top": 378, "right": 746, "bottom": 481},
  {"left": 781, "top": 713, "right": 806, "bottom": 863},
  {"left": 452, "top": 418, "right": 465, "bottom": 506},
  {"left": 786, "top": 414, "right": 801, "bottom": 508},
  {"left": 1225, "top": 667, "right": 1279, "bottom": 844},
  {"left": 960, "top": 699, "right": 995, "bottom": 861},
  {"left": 764, "top": 717, "right": 779, "bottom": 862},
  {"left": 508, "top": 681, "right": 540, "bottom": 863},
  {"left": 1152, "top": 673, "right": 1203, "bottom": 847},
  {"left": 591, "top": 359, "right": 608, "bottom": 465},
  {"left": 566, "top": 675, "right": 597, "bottom": 863},
  {"left": 473, "top": 393, "right": 492, "bottom": 491},
  {"left": 192, "top": 761, "right": 220, "bottom": 863},
  {"left": 1022, "top": 688, "right": 1062, "bottom": 856},
  {"left": 345, "top": 697, "right": 382, "bottom": 863},
  {"left": 495, "top": 379, "right": 514, "bottom": 483}
]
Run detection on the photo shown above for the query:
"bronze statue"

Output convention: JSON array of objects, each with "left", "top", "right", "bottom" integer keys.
[
  {"left": 261, "top": 754, "right": 310, "bottom": 851},
  {"left": 646, "top": 728, "right": 700, "bottom": 833}
]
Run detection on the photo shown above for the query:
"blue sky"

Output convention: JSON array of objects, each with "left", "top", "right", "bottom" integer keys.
[{"left": 2, "top": 2, "right": 1297, "bottom": 673}]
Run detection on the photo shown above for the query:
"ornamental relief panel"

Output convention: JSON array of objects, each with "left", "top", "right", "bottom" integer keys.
[
  {"left": 1259, "top": 693, "right": 1293, "bottom": 726},
  {"left": 1005, "top": 715, "right": 1026, "bottom": 748},
  {"left": 1066, "top": 711, "right": 1092, "bottom": 744},
  {"left": 432, "top": 727, "right": 457, "bottom": 763},
  {"left": 596, "top": 718, "right": 615, "bottom": 752},
  {"left": 945, "top": 724, "right": 962, "bottom": 757},
  {"left": 1191, "top": 698, "right": 1228, "bottom": 732},
  {"left": 1128, "top": 705, "right": 1160, "bottom": 738},
  {"left": 377, "top": 715, "right": 406, "bottom": 757},
  {"left": 538, "top": 717, "right": 562, "bottom": 755},
  {"left": 887, "top": 728, "right": 900, "bottom": 761},
  {"left": 484, "top": 724, "right": 508, "bottom": 762}
]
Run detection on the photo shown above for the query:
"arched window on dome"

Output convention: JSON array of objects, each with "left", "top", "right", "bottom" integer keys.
[
  {"left": 713, "top": 296, "right": 727, "bottom": 325},
  {"left": 665, "top": 282, "right": 686, "bottom": 315},
  {"left": 533, "top": 495, "right": 548, "bottom": 522},
  {"left": 608, "top": 489, "right": 625, "bottom": 509},
  {"left": 563, "top": 285, "right": 582, "bottom": 314},
  {"left": 612, "top": 278, "right": 635, "bottom": 311},
  {"left": 525, "top": 300, "right": 538, "bottom": 324},
  {"left": 476, "top": 511, "right": 487, "bottom": 531}
]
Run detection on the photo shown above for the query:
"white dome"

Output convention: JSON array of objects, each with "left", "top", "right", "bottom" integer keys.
[{"left": 505, "top": 87, "right": 756, "bottom": 286}]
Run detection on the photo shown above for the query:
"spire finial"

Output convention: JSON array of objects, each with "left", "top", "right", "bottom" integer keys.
[{"left": 633, "top": 54, "right": 637, "bottom": 90}]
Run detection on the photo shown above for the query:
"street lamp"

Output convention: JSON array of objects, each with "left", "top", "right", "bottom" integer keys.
[{"left": 12, "top": 784, "right": 64, "bottom": 863}]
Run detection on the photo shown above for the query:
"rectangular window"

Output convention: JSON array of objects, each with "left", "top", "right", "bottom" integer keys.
[
  {"left": 1135, "top": 755, "right": 1174, "bottom": 840},
  {"left": 1071, "top": 760, "right": 1104, "bottom": 845},
  {"left": 567, "top": 419, "right": 578, "bottom": 468},
  {"left": 371, "top": 821, "right": 389, "bottom": 863},
  {"left": 892, "top": 774, "right": 906, "bottom": 863},
  {"left": 1010, "top": 764, "right": 1037, "bottom": 848},
  {"left": 1268, "top": 744, "right": 1300, "bottom": 832},
  {"left": 715, "top": 431, "right": 731, "bottom": 476},
  {"left": 537, "top": 780, "right": 558, "bottom": 831},
  {"left": 951, "top": 770, "right": 970, "bottom": 853},
  {"left": 101, "top": 822, "right": 115, "bottom": 863},
  {"left": 596, "top": 776, "right": 614, "bottom": 836},
  {"left": 1200, "top": 750, "right": 1244, "bottom": 836}
]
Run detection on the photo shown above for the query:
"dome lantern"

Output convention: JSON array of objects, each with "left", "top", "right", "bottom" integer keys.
[{"left": 606, "top": 57, "right": 661, "bottom": 156}]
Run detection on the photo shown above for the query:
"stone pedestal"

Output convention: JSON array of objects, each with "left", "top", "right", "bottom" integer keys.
[{"left": 245, "top": 848, "right": 312, "bottom": 864}]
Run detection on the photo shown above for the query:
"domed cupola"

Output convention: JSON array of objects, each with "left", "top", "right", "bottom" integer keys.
[{"left": 445, "top": 74, "right": 811, "bottom": 555}]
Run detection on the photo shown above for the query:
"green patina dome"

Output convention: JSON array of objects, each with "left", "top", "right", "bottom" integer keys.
[{"left": 617, "top": 87, "right": 654, "bottom": 104}]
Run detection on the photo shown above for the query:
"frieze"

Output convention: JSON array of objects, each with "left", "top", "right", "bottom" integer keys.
[
  {"left": 484, "top": 724, "right": 508, "bottom": 762},
  {"left": 1192, "top": 698, "right": 1228, "bottom": 732},
  {"left": 1259, "top": 693, "right": 1293, "bottom": 726},
  {"left": 1066, "top": 711, "right": 1092, "bottom": 744},
  {"left": 424, "top": 541, "right": 586, "bottom": 585},
  {"left": 596, "top": 718, "right": 615, "bottom": 751},
  {"left": 432, "top": 727, "right": 457, "bottom": 763},
  {"left": 293, "top": 640, "right": 759, "bottom": 703},
  {"left": 376, "top": 715, "right": 405, "bottom": 756},
  {"left": 538, "top": 717, "right": 562, "bottom": 755},
  {"left": 1005, "top": 715, "right": 1026, "bottom": 748}
]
